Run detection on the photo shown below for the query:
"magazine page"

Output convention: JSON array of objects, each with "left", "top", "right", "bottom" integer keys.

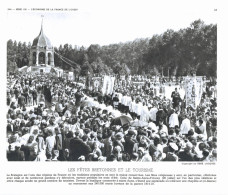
[{"left": 0, "top": 0, "right": 227, "bottom": 195}]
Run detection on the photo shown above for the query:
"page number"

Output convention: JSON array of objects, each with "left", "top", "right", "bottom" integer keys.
[{"left": 214, "top": 9, "right": 217, "bottom": 11}]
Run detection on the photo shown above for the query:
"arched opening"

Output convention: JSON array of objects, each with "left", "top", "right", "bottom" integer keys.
[
  {"left": 32, "top": 52, "right": 36, "bottom": 65},
  {"left": 38, "top": 52, "right": 45, "bottom": 64},
  {"left": 48, "top": 53, "right": 52, "bottom": 65}
]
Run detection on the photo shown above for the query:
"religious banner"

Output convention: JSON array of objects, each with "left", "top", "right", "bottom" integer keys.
[
  {"left": 184, "top": 76, "right": 204, "bottom": 109},
  {"left": 101, "top": 76, "right": 116, "bottom": 95},
  {"left": 110, "top": 77, "right": 115, "bottom": 94},
  {"left": 102, "top": 76, "right": 108, "bottom": 95},
  {"left": 92, "top": 77, "right": 102, "bottom": 92}
]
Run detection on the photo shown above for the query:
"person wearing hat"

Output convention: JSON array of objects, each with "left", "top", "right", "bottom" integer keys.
[
  {"left": 163, "top": 142, "right": 178, "bottom": 161},
  {"left": 178, "top": 142, "right": 194, "bottom": 161}
]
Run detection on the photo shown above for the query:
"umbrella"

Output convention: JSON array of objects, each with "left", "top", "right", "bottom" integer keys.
[
  {"left": 130, "top": 120, "right": 149, "bottom": 127},
  {"left": 110, "top": 115, "right": 132, "bottom": 126}
]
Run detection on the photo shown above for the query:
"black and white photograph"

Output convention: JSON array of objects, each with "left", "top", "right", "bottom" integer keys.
[
  {"left": 2, "top": 1, "right": 228, "bottom": 195},
  {"left": 5, "top": 2, "right": 218, "bottom": 163}
]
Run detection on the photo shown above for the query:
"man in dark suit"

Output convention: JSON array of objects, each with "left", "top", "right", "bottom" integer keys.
[
  {"left": 171, "top": 88, "right": 181, "bottom": 109},
  {"left": 7, "top": 144, "right": 25, "bottom": 161},
  {"left": 178, "top": 142, "right": 194, "bottom": 161},
  {"left": 54, "top": 127, "right": 63, "bottom": 161},
  {"left": 32, "top": 88, "right": 38, "bottom": 106},
  {"left": 156, "top": 104, "right": 167, "bottom": 126},
  {"left": 18, "top": 93, "right": 26, "bottom": 108},
  {"left": 69, "top": 131, "right": 91, "bottom": 161},
  {"left": 103, "top": 129, "right": 113, "bottom": 159},
  {"left": 124, "top": 130, "right": 137, "bottom": 159},
  {"left": 113, "top": 94, "right": 119, "bottom": 109}
]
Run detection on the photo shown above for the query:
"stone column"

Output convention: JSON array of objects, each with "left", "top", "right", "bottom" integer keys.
[
  {"left": 36, "top": 51, "right": 39, "bottom": 66},
  {"left": 45, "top": 52, "right": 48, "bottom": 65},
  {"left": 51, "top": 49, "right": 54, "bottom": 66}
]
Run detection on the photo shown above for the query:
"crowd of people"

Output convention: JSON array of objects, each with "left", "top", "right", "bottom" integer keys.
[{"left": 6, "top": 73, "right": 217, "bottom": 162}]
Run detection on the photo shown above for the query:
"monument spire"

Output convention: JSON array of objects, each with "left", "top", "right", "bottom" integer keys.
[{"left": 41, "top": 15, "right": 44, "bottom": 33}]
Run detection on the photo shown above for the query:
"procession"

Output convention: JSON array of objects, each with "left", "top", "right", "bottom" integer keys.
[
  {"left": 6, "top": 17, "right": 217, "bottom": 162},
  {"left": 6, "top": 71, "right": 217, "bottom": 162}
]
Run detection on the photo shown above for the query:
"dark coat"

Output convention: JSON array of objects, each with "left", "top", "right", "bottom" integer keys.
[
  {"left": 156, "top": 109, "right": 167, "bottom": 125},
  {"left": 69, "top": 137, "right": 91, "bottom": 161},
  {"left": 18, "top": 95, "right": 25, "bottom": 106},
  {"left": 178, "top": 151, "right": 194, "bottom": 161},
  {"left": 7, "top": 149, "right": 25, "bottom": 161},
  {"left": 54, "top": 133, "right": 63, "bottom": 151},
  {"left": 124, "top": 136, "right": 136, "bottom": 156},
  {"left": 102, "top": 137, "right": 113, "bottom": 158}
]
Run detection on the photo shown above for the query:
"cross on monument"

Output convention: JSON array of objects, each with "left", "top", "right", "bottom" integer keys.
[{"left": 41, "top": 15, "right": 44, "bottom": 28}]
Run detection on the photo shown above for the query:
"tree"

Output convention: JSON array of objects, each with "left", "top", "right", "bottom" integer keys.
[
  {"left": 80, "top": 61, "right": 93, "bottom": 76},
  {"left": 87, "top": 44, "right": 100, "bottom": 64},
  {"left": 6, "top": 19, "right": 216, "bottom": 77}
]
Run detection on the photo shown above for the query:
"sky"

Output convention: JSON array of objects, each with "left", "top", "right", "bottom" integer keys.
[{"left": 5, "top": 0, "right": 217, "bottom": 48}]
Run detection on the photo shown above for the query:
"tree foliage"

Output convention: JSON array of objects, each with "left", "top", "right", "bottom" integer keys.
[{"left": 7, "top": 20, "right": 216, "bottom": 77}]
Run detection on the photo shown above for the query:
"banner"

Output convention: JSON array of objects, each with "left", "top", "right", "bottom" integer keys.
[
  {"left": 102, "top": 76, "right": 115, "bottom": 95},
  {"left": 184, "top": 76, "right": 204, "bottom": 109}
]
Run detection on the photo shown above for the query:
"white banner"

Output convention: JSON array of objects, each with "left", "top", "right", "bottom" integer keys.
[
  {"left": 184, "top": 76, "right": 204, "bottom": 109},
  {"left": 102, "top": 76, "right": 115, "bottom": 95}
]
